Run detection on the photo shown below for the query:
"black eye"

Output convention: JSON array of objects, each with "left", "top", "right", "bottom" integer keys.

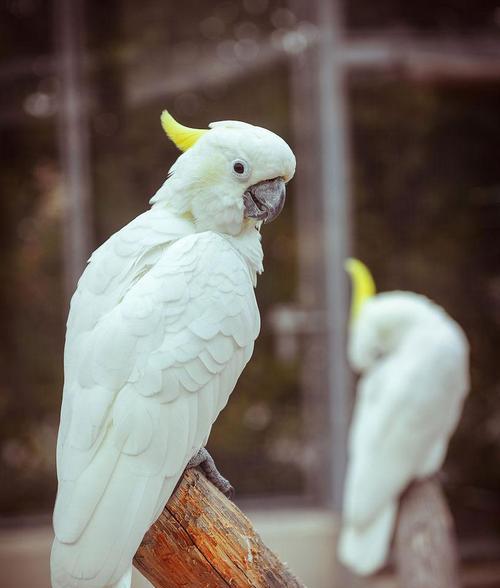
[{"left": 233, "top": 161, "right": 245, "bottom": 174}]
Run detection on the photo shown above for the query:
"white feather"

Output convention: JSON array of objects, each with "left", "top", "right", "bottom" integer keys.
[
  {"left": 338, "top": 292, "right": 469, "bottom": 575},
  {"left": 52, "top": 227, "right": 261, "bottom": 588}
]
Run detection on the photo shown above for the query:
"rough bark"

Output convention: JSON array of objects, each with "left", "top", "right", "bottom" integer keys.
[
  {"left": 133, "top": 468, "right": 305, "bottom": 588},
  {"left": 394, "top": 477, "right": 461, "bottom": 588}
]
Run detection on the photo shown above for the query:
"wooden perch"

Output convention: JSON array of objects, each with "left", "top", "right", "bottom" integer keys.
[
  {"left": 394, "top": 478, "right": 461, "bottom": 588},
  {"left": 133, "top": 468, "right": 305, "bottom": 588}
]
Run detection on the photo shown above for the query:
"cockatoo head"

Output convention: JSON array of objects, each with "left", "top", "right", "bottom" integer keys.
[
  {"left": 151, "top": 111, "right": 296, "bottom": 235},
  {"left": 345, "top": 259, "right": 439, "bottom": 372}
]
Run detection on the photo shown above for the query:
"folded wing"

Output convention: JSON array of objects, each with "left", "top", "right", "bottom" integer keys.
[
  {"left": 52, "top": 231, "right": 259, "bottom": 588},
  {"left": 339, "top": 322, "right": 468, "bottom": 575}
]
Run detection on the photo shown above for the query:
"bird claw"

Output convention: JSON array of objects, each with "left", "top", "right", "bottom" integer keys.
[{"left": 187, "top": 448, "right": 235, "bottom": 500}]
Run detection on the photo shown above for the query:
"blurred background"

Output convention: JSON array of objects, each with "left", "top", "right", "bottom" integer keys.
[{"left": 1, "top": 0, "right": 500, "bottom": 586}]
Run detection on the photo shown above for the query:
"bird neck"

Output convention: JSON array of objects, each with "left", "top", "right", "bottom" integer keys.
[
  {"left": 222, "top": 224, "right": 264, "bottom": 287},
  {"left": 372, "top": 292, "right": 441, "bottom": 351},
  {"left": 349, "top": 292, "right": 441, "bottom": 372},
  {"left": 151, "top": 201, "right": 263, "bottom": 285}
]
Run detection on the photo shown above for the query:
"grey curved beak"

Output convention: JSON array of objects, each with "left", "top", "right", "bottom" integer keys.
[{"left": 243, "top": 177, "right": 286, "bottom": 224}]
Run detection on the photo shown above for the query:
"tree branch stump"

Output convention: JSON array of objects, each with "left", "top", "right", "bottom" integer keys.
[
  {"left": 394, "top": 478, "right": 461, "bottom": 588},
  {"left": 133, "top": 469, "right": 306, "bottom": 588}
]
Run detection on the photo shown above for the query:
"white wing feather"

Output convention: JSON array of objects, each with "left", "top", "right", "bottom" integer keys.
[
  {"left": 339, "top": 311, "right": 469, "bottom": 575},
  {"left": 57, "top": 207, "right": 195, "bottom": 471},
  {"left": 51, "top": 229, "right": 259, "bottom": 588}
]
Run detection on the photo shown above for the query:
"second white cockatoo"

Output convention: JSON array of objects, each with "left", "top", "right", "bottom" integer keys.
[
  {"left": 338, "top": 259, "right": 469, "bottom": 576},
  {"left": 51, "top": 112, "right": 295, "bottom": 588}
]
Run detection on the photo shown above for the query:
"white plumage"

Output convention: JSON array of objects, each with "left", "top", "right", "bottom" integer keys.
[
  {"left": 338, "top": 290, "right": 469, "bottom": 575},
  {"left": 51, "top": 115, "right": 295, "bottom": 587}
]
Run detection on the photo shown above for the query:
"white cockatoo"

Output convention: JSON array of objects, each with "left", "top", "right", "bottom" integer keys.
[
  {"left": 338, "top": 259, "right": 469, "bottom": 576},
  {"left": 51, "top": 112, "right": 295, "bottom": 588}
]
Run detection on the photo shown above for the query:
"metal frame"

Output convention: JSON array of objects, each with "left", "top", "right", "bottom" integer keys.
[{"left": 53, "top": 0, "right": 93, "bottom": 300}]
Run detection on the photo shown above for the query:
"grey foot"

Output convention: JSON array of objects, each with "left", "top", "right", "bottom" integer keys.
[{"left": 187, "top": 448, "right": 235, "bottom": 499}]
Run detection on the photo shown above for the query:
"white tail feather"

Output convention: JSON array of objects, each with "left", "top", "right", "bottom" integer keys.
[
  {"left": 109, "top": 567, "right": 132, "bottom": 588},
  {"left": 337, "top": 502, "right": 396, "bottom": 575}
]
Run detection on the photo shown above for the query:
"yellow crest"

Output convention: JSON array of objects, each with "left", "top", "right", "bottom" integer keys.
[
  {"left": 161, "top": 110, "right": 208, "bottom": 152},
  {"left": 345, "top": 258, "right": 376, "bottom": 322}
]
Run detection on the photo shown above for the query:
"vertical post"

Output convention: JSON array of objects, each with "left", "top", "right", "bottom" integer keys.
[
  {"left": 394, "top": 478, "right": 462, "bottom": 588},
  {"left": 288, "top": 2, "right": 328, "bottom": 503},
  {"left": 54, "top": 0, "right": 93, "bottom": 301},
  {"left": 316, "top": 0, "right": 353, "bottom": 509}
]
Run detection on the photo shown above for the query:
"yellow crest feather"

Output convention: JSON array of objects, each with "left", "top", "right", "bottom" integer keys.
[
  {"left": 345, "top": 258, "right": 376, "bottom": 322},
  {"left": 160, "top": 110, "right": 208, "bottom": 152}
]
